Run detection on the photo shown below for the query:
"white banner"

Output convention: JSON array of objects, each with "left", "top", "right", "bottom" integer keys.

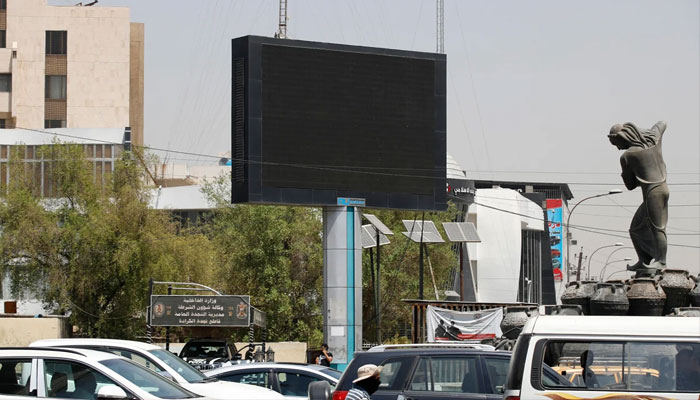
[{"left": 426, "top": 306, "right": 503, "bottom": 342}]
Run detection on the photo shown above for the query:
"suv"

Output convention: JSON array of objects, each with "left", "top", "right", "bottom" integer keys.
[
  {"left": 331, "top": 344, "right": 570, "bottom": 400},
  {"left": 0, "top": 347, "right": 204, "bottom": 400},
  {"left": 179, "top": 339, "right": 241, "bottom": 370},
  {"left": 30, "top": 338, "right": 283, "bottom": 400}
]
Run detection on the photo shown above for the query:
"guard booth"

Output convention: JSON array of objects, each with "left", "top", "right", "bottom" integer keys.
[{"left": 148, "top": 280, "right": 268, "bottom": 360}]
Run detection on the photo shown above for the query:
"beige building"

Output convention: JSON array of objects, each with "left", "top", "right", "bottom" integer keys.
[{"left": 0, "top": 0, "right": 143, "bottom": 146}]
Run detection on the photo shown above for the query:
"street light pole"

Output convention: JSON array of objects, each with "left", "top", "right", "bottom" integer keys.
[
  {"left": 604, "top": 260, "right": 634, "bottom": 281},
  {"left": 598, "top": 246, "right": 633, "bottom": 280},
  {"left": 585, "top": 242, "right": 624, "bottom": 281},
  {"left": 565, "top": 189, "right": 622, "bottom": 282}
]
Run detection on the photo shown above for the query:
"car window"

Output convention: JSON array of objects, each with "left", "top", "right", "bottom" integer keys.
[
  {"left": 541, "top": 340, "right": 700, "bottom": 392},
  {"left": 430, "top": 357, "right": 479, "bottom": 393},
  {"left": 409, "top": 358, "right": 431, "bottom": 391},
  {"left": 218, "top": 371, "right": 271, "bottom": 389},
  {"left": 100, "top": 358, "right": 196, "bottom": 399},
  {"left": 483, "top": 357, "right": 509, "bottom": 393},
  {"left": 44, "top": 360, "right": 119, "bottom": 400},
  {"left": 277, "top": 372, "right": 317, "bottom": 397},
  {"left": 0, "top": 358, "right": 33, "bottom": 396},
  {"left": 377, "top": 356, "right": 414, "bottom": 391},
  {"left": 107, "top": 349, "right": 162, "bottom": 373},
  {"left": 180, "top": 343, "right": 227, "bottom": 359},
  {"left": 148, "top": 349, "right": 206, "bottom": 383}
]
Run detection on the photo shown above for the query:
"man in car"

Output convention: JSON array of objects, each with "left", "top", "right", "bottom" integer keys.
[{"left": 346, "top": 364, "right": 382, "bottom": 400}]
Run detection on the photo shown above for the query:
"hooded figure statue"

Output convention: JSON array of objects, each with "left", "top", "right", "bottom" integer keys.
[{"left": 608, "top": 121, "right": 668, "bottom": 272}]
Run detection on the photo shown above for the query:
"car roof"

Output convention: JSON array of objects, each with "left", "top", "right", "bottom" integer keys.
[
  {"left": 356, "top": 348, "right": 507, "bottom": 357},
  {"left": 206, "top": 362, "right": 339, "bottom": 377},
  {"left": 184, "top": 339, "right": 231, "bottom": 344},
  {"left": 1, "top": 347, "right": 122, "bottom": 362},
  {"left": 31, "top": 338, "right": 163, "bottom": 351},
  {"left": 523, "top": 315, "right": 700, "bottom": 337}
]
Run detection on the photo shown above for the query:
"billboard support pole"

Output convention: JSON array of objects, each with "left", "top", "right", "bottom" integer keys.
[
  {"left": 165, "top": 285, "right": 172, "bottom": 351},
  {"left": 375, "top": 228, "right": 381, "bottom": 344},
  {"left": 147, "top": 278, "right": 153, "bottom": 344}
]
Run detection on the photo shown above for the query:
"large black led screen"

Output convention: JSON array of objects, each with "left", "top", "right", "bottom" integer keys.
[{"left": 232, "top": 36, "right": 446, "bottom": 210}]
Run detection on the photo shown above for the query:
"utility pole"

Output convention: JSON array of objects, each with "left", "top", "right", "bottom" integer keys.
[
  {"left": 276, "top": 0, "right": 288, "bottom": 39},
  {"left": 575, "top": 248, "right": 584, "bottom": 281},
  {"left": 436, "top": 0, "right": 444, "bottom": 53}
]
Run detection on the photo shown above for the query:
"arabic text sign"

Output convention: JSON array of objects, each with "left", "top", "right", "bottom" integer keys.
[{"left": 150, "top": 295, "right": 250, "bottom": 327}]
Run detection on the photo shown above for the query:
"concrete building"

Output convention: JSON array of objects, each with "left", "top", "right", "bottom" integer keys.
[{"left": 0, "top": 0, "right": 143, "bottom": 145}]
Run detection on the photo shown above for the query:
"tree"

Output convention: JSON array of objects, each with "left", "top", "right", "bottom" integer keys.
[
  {"left": 201, "top": 177, "right": 324, "bottom": 346},
  {"left": 0, "top": 143, "right": 216, "bottom": 338}
]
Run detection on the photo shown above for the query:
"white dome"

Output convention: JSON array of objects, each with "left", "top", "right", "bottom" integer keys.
[{"left": 446, "top": 153, "right": 467, "bottom": 179}]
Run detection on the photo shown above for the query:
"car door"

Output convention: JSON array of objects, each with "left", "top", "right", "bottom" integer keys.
[
  {"left": 215, "top": 368, "right": 274, "bottom": 391},
  {"left": 372, "top": 356, "right": 417, "bottom": 400},
  {"left": 400, "top": 356, "right": 487, "bottom": 400},
  {"left": 273, "top": 370, "right": 324, "bottom": 400},
  {"left": 38, "top": 358, "right": 132, "bottom": 400},
  {"left": 481, "top": 355, "right": 510, "bottom": 400}
]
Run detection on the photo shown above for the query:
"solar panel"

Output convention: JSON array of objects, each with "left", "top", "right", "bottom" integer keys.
[
  {"left": 362, "top": 225, "right": 391, "bottom": 248},
  {"left": 366, "top": 224, "right": 390, "bottom": 246},
  {"left": 361, "top": 225, "right": 377, "bottom": 248},
  {"left": 402, "top": 231, "right": 445, "bottom": 243},
  {"left": 362, "top": 214, "right": 394, "bottom": 235},
  {"left": 402, "top": 220, "right": 444, "bottom": 242},
  {"left": 442, "top": 222, "right": 481, "bottom": 243}
]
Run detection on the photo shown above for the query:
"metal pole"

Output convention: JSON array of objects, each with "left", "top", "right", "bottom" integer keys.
[
  {"left": 565, "top": 190, "right": 622, "bottom": 282},
  {"left": 375, "top": 229, "right": 381, "bottom": 344},
  {"left": 575, "top": 249, "right": 584, "bottom": 281},
  {"left": 165, "top": 285, "right": 171, "bottom": 351},
  {"left": 419, "top": 212, "right": 425, "bottom": 300},
  {"left": 147, "top": 278, "right": 153, "bottom": 344},
  {"left": 459, "top": 244, "right": 464, "bottom": 300}
]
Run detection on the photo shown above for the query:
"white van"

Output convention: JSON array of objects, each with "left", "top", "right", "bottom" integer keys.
[{"left": 504, "top": 315, "right": 700, "bottom": 400}]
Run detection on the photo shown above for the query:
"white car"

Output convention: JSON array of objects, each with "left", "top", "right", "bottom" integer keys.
[
  {"left": 206, "top": 363, "right": 341, "bottom": 400},
  {"left": 0, "top": 347, "right": 208, "bottom": 400},
  {"left": 31, "top": 339, "right": 284, "bottom": 400}
]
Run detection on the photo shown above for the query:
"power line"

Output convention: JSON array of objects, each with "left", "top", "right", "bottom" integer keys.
[{"left": 471, "top": 200, "right": 700, "bottom": 247}]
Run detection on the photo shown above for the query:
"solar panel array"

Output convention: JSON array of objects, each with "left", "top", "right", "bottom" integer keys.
[
  {"left": 401, "top": 230, "right": 445, "bottom": 244},
  {"left": 442, "top": 222, "right": 481, "bottom": 243}
]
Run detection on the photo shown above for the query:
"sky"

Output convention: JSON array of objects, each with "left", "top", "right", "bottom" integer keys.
[{"left": 51, "top": 0, "right": 700, "bottom": 276}]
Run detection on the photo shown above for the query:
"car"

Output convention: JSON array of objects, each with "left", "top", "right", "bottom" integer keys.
[
  {"left": 328, "top": 343, "right": 570, "bottom": 400},
  {"left": 205, "top": 362, "right": 341, "bottom": 399},
  {"left": 179, "top": 338, "right": 242, "bottom": 370},
  {"left": 30, "top": 338, "right": 284, "bottom": 400},
  {"left": 503, "top": 315, "right": 700, "bottom": 400},
  {"left": 0, "top": 347, "right": 206, "bottom": 400}
]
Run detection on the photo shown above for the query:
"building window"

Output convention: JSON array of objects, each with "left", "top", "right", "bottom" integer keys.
[
  {"left": 0, "top": 74, "right": 10, "bottom": 92},
  {"left": 0, "top": 0, "right": 6, "bottom": 10},
  {"left": 0, "top": 30, "right": 5, "bottom": 49},
  {"left": 45, "top": 75, "right": 66, "bottom": 99},
  {"left": 0, "top": 119, "right": 5, "bottom": 129},
  {"left": 45, "top": 120, "right": 66, "bottom": 128},
  {"left": 46, "top": 31, "right": 67, "bottom": 55}
]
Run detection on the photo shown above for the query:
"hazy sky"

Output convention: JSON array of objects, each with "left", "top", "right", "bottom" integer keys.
[{"left": 52, "top": 0, "right": 700, "bottom": 275}]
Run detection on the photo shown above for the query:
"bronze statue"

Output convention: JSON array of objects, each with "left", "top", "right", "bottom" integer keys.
[{"left": 608, "top": 121, "right": 669, "bottom": 272}]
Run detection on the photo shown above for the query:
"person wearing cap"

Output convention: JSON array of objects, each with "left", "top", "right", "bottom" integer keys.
[{"left": 346, "top": 364, "right": 382, "bottom": 400}]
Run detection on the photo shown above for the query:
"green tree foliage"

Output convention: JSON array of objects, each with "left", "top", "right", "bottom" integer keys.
[
  {"left": 202, "top": 177, "right": 324, "bottom": 346},
  {"left": 0, "top": 143, "right": 214, "bottom": 338}
]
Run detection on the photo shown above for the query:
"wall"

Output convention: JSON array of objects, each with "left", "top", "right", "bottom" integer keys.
[
  {"left": 0, "top": 316, "right": 70, "bottom": 346},
  {"left": 6, "top": 0, "right": 131, "bottom": 129},
  {"left": 467, "top": 188, "right": 544, "bottom": 303}
]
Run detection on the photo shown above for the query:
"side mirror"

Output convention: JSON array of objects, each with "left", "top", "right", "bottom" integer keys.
[
  {"left": 97, "top": 385, "right": 128, "bottom": 400},
  {"left": 308, "top": 381, "right": 331, "bottom": 400}
]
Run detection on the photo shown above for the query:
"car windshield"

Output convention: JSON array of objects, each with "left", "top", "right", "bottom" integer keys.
[
  {"left": 180, "top": 343, "right": 227, "bottom": 359},
  {"left": 319, "top": 368, "right": 342, "bottom": 380},
  {"left": 149, "top": 349, "right": 207, "bottom": 383},
  {"left": 100, "top": 358, "right": 199, "bottom": 399}
]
